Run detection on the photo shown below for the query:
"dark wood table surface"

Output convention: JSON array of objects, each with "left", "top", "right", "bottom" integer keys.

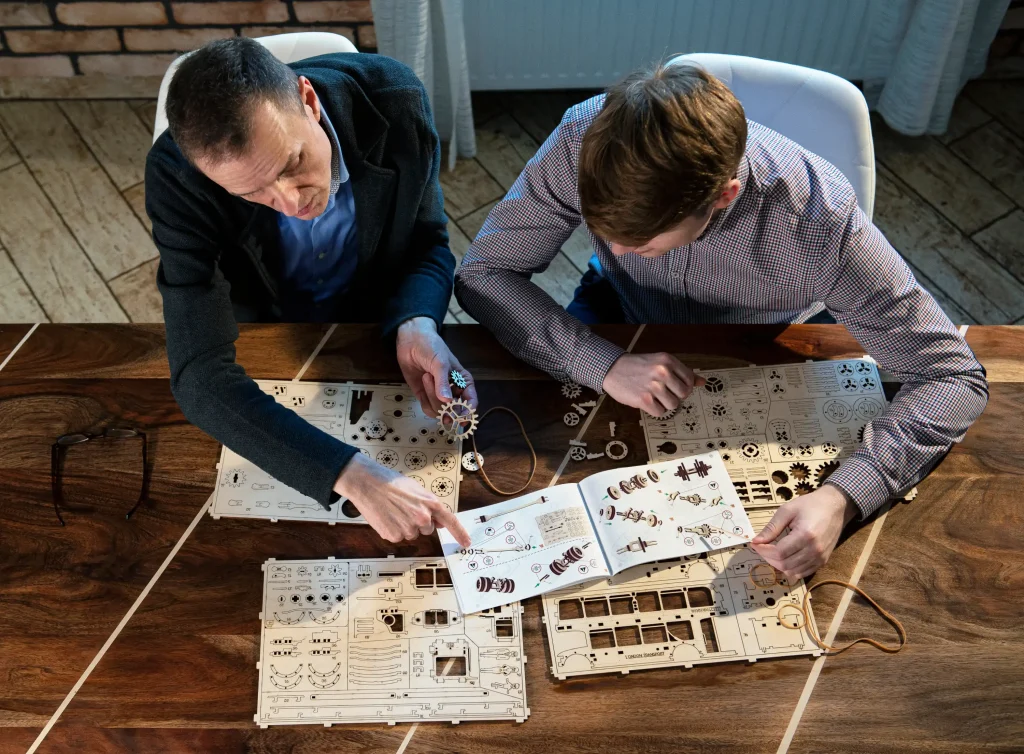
[{"left": 0, "top": 324, "right": 1020, "bottom": 754}]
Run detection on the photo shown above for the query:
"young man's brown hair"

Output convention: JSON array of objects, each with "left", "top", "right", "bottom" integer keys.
[{"left": 578, "top": 62, "right": 748, "bottom": 246}]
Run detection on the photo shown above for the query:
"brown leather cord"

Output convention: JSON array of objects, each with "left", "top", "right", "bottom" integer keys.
[
  {"left": 469, "top": 406, "right": 537, "bottom": 496},
  {"left": 781, "top": 578, "right": 907, "bottom": 655}
]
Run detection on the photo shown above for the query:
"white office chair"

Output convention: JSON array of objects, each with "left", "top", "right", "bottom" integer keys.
[
  {"left": 669, "top": 53, "right": 875, "bottom": 219},
  {"left": 152, "top": 32, "right": 358, "bottom": 144}
]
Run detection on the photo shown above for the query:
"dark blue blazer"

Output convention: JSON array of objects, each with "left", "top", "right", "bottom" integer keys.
[{"left": 145, "top": 53, "right": 454, "bottom": 508}]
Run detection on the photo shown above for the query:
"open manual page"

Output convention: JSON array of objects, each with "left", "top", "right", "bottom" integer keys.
[{"left": 439, "top": 451, "right": 755, "bottom": 613}]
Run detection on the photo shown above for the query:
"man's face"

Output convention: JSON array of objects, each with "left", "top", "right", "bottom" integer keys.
[
  {"left": 197, "top": 76, "right": 334, "bottom": 219},
  {"left": 606, "top": 178, "right": 742, "bottom": 258}
]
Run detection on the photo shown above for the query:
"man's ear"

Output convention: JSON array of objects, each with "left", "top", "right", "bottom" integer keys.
[
  {"left": 297, "top": 76, "right": 320, "bottom": 121},
  {"left": 713, "top": 178, "right": 742, "bottom": 209}
]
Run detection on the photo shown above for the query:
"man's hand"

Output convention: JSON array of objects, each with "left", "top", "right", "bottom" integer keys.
[
  {"left": 334, "top": 453, "right": 471, "bottom": 547},
  {"left": 396, "top": 316, "right": 479, "bottom": 415},
  {"left": 750, "top": 484, "right": 858, "bottom": 582},
  {"left": 602, "top": 352, "right": 705, "bottom": 416}
]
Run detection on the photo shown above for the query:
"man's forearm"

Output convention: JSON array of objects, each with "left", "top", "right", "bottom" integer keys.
[
  {"left": 173, "top": 352, "right": 357, "bottom": 508},
  {"left": 380, "top": 242, "right": 454, "bottom": 337},
  {"left": 455, "top": 268, "right": 624, "bottom": 388},
  {"left": 826, "top": 371, "right": 987, "bottom": 518}
]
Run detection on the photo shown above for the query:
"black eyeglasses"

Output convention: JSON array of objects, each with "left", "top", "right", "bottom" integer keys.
[{"left": 51, "top": 428, "right": 149, "bottom": 526}]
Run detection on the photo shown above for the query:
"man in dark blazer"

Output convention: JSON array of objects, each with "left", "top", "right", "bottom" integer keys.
[{"left": 146, "top": 37, "right": 469, "bottom": 546}]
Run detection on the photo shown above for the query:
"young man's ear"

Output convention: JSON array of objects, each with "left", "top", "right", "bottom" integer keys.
[{"left": 713, "top": 178, "right": 742, "bottom": 209}]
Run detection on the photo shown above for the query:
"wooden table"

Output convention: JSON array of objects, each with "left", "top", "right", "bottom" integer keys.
[{"left": 0, "top": 323, "right": 1020, "bottom": 754}]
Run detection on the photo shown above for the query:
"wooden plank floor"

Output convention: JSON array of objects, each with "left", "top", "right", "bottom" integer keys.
[{"left": 0, "top": 84, "right": 1022, "bottom": 327}]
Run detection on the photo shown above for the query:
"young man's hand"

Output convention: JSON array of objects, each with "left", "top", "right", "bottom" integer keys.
[
  {"left": 334, "top": 453, "right": 471, "bottom": 547},
  {"left": 395, "top": 316, "right": 479, "bottom": 415},
  {"left": 602, "top": 352, "right": 705, "bottom": 416},
  {"left": 750, "top": 484, "right": 858, "bottom": 582}
]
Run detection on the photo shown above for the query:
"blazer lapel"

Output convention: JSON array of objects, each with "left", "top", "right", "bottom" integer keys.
[{"left": 352, "top": 164, "right": 396, "bottom": 263}]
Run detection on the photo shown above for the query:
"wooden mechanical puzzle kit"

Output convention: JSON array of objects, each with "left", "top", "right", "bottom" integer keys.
[{"left": 242, "top": 359, "right": 902, "bottom": 725}]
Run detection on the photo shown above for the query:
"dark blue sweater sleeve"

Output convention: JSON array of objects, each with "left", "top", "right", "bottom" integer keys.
[{"left": 146, "top": 149, "right": 356, "bottom": 509}]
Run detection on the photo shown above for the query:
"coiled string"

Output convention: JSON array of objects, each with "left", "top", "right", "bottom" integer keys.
[{"left": 469, "top": 406, "right": 537, "bottom": 496}]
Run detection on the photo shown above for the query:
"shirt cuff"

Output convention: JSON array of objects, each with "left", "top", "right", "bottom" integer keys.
[
  {"left": 825, "top": 456, "right": 892, "bottom": 519},
  {"left": 566, "top": 333, "right": 626, "bottom": 392}
]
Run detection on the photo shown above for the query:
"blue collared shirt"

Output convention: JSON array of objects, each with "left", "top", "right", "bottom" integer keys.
[{"left": 277, "top": 103, "right": 358, "bottom": 321}]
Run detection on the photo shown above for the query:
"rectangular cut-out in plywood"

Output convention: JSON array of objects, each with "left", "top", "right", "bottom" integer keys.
[
  {"left": 541, "top": 507, "right": 822, "bottom": 678},
  {"left": 614, "top": 626, "right": 641, "bottom": 646},
  {"left": 211, "top": 381, "right": 461, "bottom": 525},
  {"left": 256, "top": 558, "right": 529, "bottom": 726}
]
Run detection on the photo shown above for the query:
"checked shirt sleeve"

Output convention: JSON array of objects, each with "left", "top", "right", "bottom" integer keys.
[
  {"left": 815, "top": 202, "right": 989, "bottom": 518},
  {"left": 454, "top": 110, "right": 625, "bottom": 390}
]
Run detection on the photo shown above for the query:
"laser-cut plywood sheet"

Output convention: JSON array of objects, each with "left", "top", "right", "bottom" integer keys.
[
  {"left": 256, "top": 558, "right": 529, "bottom": 726},
  {"left": 642, "top": 359, "right": 889, "bottom": 507},
  {"left": 210, "top": 381, "right": 462, "bottom": 525},
  {"left": 541, "top": 359, "right": 891, "bottom": 678},
  {"left": 541, "top": 507, "right": 821, "bottom": 678}
]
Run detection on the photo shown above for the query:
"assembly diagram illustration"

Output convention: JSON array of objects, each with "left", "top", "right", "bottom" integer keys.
[
  {"left": 439, "top": 453, "right": 755, "bottom": 614},
  {"left": 211, "top": 381, "right": 463, "bottom": 525},
  {"left": 256, "top": 558, "right": 529, "bottom": 726}
]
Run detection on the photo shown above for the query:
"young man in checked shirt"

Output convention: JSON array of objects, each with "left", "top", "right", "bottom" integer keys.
[{"left": 455, "top": 63, "right": 988, "bottom": 581}]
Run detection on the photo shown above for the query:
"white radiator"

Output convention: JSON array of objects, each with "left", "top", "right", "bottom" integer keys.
[{"left": 464, "top": 0, "right": 877, "bottom": 90}]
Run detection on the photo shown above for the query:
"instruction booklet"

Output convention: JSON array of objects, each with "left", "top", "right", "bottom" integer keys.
[{"left": 438, "top": 451, "right": 755, "bottom": 613}]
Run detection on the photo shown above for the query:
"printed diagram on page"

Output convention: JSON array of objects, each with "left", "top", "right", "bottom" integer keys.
[
  {"left": 576, "top": 453, "right": 755, "bottom": 575},
  {"left": 641, "top": 359, "right": 905, "bottom": 507},
  {"left": 440, "top": 488, "right": 611, "bottom": 615},
  {"left": 440, "top": 453, "right": 755, "bottom": 614},
  {"left": 255, "top": 558, "right": 529, "bottom": 726},
  {"left": 210, "top": 380, "right": 462, "bottom": 525}
]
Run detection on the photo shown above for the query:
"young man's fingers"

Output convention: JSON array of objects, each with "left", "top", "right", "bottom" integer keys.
[
  {"left": 650, "top": 383, "right": 681, "bottom": 415},
  {"left": 642, "top": 391, "right": 673, "bottom": 418},
  {"left": 666, "top": 357, "right": 697, "bottom": 390},
  {"left": 779, "top": 556, "right": 818, "bottom": 582},
  {"left": 432, "top": 504, "right": 471, "bottom": 548},
  {"left": 752, "top": 504, "right": 799, "bottom": 544},
  {"left": 663, "top": 369, "right": 695, "bottom": 402},
  {"left": 751, "top": 543, "right": 786, "bottom": 571},
  {"left": 766, "top": 529, "right": 808, "bottom": 561}
]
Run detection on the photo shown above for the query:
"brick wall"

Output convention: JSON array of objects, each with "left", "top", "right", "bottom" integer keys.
[{"left": 0, "top": 1, "right": 376, "bottom": 78}]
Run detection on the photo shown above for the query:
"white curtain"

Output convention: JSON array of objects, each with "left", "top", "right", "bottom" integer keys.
[
  {"left": 371, "top": 0, "right": 476, "bottom": 169},
  {"left": 864, "top": 0, "right": 1011, "bottom": 135}
]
